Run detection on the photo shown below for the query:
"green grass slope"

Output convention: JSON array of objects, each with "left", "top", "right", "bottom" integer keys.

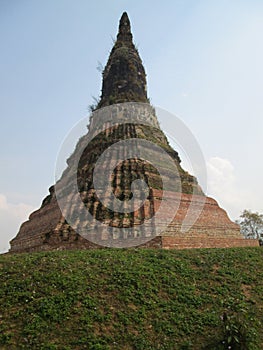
[{"left": 0, "top": 247, "right": 262, "bottom": 350}]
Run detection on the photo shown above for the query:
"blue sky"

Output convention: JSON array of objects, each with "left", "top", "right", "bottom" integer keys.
[{"left": 1, "top": 0, "right": 263, "bottom": 252}]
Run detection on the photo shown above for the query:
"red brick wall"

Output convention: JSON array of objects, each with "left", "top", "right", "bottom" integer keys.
[{"left": 161, "top": 236, "right": 259, "bottom": 249}]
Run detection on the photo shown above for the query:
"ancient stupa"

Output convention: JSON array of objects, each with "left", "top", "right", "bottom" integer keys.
[{"left": 10, "top": 13, "right": 258, "bottom": 252}]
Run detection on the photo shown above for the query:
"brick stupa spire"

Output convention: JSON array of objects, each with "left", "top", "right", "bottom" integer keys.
[
  {"left": 9, "top": 13, "right": 258, "bottom": 252},
  {"left": 98, "top": 12, "right": 148, "bottom": 108}
]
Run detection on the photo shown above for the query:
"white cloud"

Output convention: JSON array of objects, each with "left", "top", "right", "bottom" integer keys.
[
  {"left": 207, "top": 157, "right": 235, "bottom": 194},
  {"left": 0, "top": 195, "right": 7, "bottom": 210},
  {"left": 206, "top": 157, "right": 250, "bottom": 220},
  {"left": 0, "top": 194, "right": 35, "bottom": 253}
]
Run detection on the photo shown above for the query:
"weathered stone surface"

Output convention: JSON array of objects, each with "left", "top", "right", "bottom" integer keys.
[
  {"left": 97, "top": 12, "right": 148, "bottom": 108},
  {"left": 9, "top": 12, "right": 258, "bottom": 253}
]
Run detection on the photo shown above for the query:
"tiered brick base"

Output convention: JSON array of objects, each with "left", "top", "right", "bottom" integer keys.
[{"left": 9, "top": 190, "right": 259, "bottom": 253}]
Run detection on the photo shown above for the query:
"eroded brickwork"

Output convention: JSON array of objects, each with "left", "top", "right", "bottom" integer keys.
[{"left": 10, "top": 189, "right": 258, "bottom": 253}]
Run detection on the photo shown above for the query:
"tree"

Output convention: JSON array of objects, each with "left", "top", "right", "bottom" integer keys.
[{"left": 237, "top": 210, "right": 263, "bottom": 243}]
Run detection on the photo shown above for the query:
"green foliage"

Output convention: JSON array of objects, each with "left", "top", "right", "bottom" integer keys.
[
  {"left": 88, "top": 96, "right": 99, "bottom": 112},
  {"left": 0, "top": 248, "right": 263, "bottom": 349},
  {"left": 203, "top": 310, "right": 258, "bottom": 349},
  {"left": 237, "top": 209, "right": 263, "bottom": 241}
]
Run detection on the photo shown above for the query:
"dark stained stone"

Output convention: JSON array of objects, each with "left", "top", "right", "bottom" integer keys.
[{"left": 97, "top": 12, "right": 148, "bottom": 108}]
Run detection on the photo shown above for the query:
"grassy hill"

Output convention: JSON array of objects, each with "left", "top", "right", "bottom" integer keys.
[{"left": 0, "top": 247, "right": 262, "bottom": 349}]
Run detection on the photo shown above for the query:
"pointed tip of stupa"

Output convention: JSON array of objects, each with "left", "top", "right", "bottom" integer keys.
[
  {"left": 120, "top": 12, "right": 129, "bottom": 21},
  {"left": 119, "top": 12, "right": 131, "bottom": 30},
  {"left": 117, "top": 11, "right": 132, "bottom": 43}
]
